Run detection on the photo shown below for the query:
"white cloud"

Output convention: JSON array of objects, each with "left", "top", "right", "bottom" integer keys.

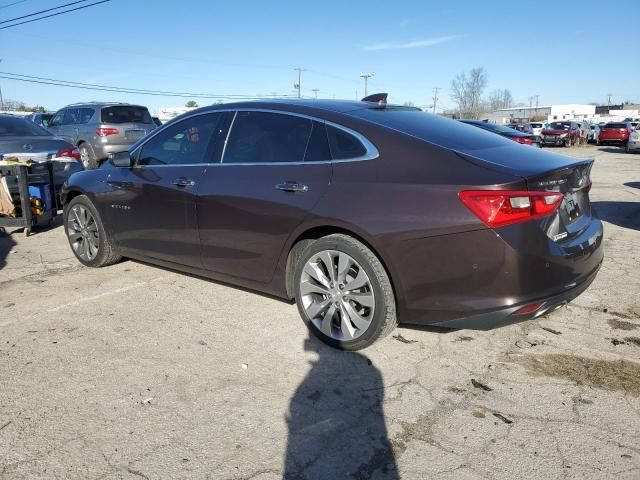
[{"left": 363, "top": 35, "right": 461, "bottom": 51}]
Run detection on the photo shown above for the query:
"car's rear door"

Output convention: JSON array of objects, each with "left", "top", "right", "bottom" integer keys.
[
  {"left": 196, "top": 110, "right": 332, "bottom": 283},
  {"left": 105, "top": 111, "right": 230, "bottom": 268}
]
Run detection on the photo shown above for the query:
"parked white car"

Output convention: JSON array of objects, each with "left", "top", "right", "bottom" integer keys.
[
  {"left": 588, "top": 124, "right": 600, "bottom": 143},
  {"left": 627, "top": 128, "right": 640, "bottom": 153},
  {"left": 528, "top": 122, "right": 545, "bottom": 136}
]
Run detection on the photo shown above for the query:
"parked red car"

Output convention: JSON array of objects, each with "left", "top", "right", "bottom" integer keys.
[
  {"left": 597, "top": 123, "right": 632, "bottom": 146},
  {"left": 540, "top": 121, "right": 580, "bottom": 147}
]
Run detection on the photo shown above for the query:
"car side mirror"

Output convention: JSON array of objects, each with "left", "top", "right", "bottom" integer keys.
[{"left": 109, "top": 151, "right": 133, "bottom": 168}]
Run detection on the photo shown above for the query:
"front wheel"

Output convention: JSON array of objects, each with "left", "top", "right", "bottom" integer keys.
[
  {"left": 64, "top": 195, "right": 121, "bottom": 267},
  {"left": 293, "top": 234, "right": 397, "bottom": 350},
  {"left": 564, "top": 137, "right": 572, "bottom": 147}
]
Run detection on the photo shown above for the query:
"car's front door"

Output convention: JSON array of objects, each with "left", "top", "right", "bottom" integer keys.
[
  {"left": 47, "top": 109, "right": 69, "bottom": 140},
  {"left": 105, "top": 112, "right": 229, "bottom": 268},
  {"left": 197, "top": 110, "right": 333, "bottom": 283}
]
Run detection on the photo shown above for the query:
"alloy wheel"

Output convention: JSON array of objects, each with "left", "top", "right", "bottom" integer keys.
[
  {"left": 80, "top": 145, "right": 90, "bottom": 169},
  {"left": 300, "top": 250, "right": 375, "bottom": 341},
  {"left": 67, "top": 205, "right": 99, "bottom": 261}
]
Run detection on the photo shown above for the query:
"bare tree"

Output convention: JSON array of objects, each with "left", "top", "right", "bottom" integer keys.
[
  {"left": 488, "top": 89, "right": 514, "bottom": 111},
  {"left": 450, "top": 67, "right": 488, "bottom": 118}
]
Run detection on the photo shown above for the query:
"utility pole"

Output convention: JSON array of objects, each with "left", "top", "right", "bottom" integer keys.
[
  {"left": 0, "top": 59, "right": 4, "bottom": 111},
  {"left": 312, "top": 88, "right": 319, "bottom": 99},
  {"left": 534, "top": 94, "right": 540, "bottom": 116},
  {"left": 432, "top": 87, "right": 440, "bottom": 113},
  {"left": 359, "top": 72, "right": 375, "bottom": 97},
  {"left": 528, "top": 96, "right": 534, "bottom": 119},
  {"left": 294, "top": 67, "right": 305, "bottom": 98}
]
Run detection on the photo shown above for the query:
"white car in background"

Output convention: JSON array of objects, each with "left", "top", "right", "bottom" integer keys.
[
  {"left": 588, "top": 124, "right": 601, "bottom": 143},
  {"left": 528, "top": 122, "right": 545, "bottom": 136},
  {"left": 627, "top": 127, "right": 640, "bottom": 153}
]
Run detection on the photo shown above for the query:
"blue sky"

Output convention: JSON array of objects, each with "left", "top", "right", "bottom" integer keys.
[{"left": 0, "top": 0, "right": 638, "bottom": 114}]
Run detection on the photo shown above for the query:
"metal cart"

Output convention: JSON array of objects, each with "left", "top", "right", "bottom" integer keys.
[{"left": 0, "top": 162, "right": 58, "bottom": 237}]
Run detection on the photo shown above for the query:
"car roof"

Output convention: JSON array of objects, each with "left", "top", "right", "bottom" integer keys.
[
  {"left": 192, "top": 98, "right": 417, "bottom": 115},
  {"left": 61, "top": 102, "right": 147, "bottom": 108}
]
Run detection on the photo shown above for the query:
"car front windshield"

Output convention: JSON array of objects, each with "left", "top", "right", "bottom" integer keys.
[
  {"left": 548, "top": 122, "right": 570, "bottom": 130},
  {"left": 0, "top": 116, "right": 50, "bottom": 136}
]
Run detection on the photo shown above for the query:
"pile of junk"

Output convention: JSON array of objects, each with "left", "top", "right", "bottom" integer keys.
[{"left": 0, "top": 153, "right": 79, "bottom": 236}]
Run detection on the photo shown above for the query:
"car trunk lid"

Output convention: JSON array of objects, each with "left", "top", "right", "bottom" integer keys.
[
  {"left": 454, "top": 144, "right": 594, "bottom": 241},
  {"left": 0, "top": 136, "right": 72, "bottom": 160}
]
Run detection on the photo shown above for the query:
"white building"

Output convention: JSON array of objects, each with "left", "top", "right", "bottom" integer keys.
[{"left": 484, "top": 104, "right": 596, "bottom": 124}]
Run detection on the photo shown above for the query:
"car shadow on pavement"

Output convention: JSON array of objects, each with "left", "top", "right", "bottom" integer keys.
[
  {"left": 592, "top": 201, "right": 640, "bottom": 231},
  {"left": 624, "top": 182, "right": 640, "bottom": 190},
  {"left": 596, "top": 147, "right": 626, "bottom": 154},
  {"left": 283, "top": 337, "right": 399, "bottom": 480}
]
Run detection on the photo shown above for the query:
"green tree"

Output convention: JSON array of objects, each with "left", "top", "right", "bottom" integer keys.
[{"left": 185, "top": 100, "right": 199, "bottom": 108}]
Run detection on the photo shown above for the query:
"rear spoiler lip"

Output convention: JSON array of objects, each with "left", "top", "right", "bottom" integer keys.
[{"left": 454, "top": 148, "right": 594, "bottom": 183}]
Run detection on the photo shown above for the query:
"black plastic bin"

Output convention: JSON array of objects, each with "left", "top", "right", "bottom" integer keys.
[{"left": 0, "top": 162, "right": 58, "bottom": 236}]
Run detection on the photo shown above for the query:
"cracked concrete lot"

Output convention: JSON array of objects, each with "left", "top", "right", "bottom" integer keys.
[{"left": 1, "top": 145, "right": 639, "bottom": 479}]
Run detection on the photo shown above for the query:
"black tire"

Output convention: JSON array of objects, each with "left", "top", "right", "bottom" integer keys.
[
  {"left": 63, "top": 195, "right": 121, "bottom": 267},
  {"left": 293, "top": 234, "right": 397, "bottom": 350},
  {"left": 79, "top": 143, "right": 99, "bottom": 170},
  {"left": 564, "top": 137, "right": 572, "bottom": 147}
]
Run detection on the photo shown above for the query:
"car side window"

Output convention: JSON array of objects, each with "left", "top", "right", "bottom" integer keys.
[
  {"left": 304, "top": 121, "right": 331, "bottom": 162},
  {"left": 50, "top": 110, "right": 65, "bottom": 127},
  {"left": 326, "top": 124, "right": 367, "bottom": 160},
  {"left": 63, "top": 109, "right": 79, "bottom": 125},
  {"left": 77, "top": 108, "right": 94, "bottom": 124},
  {"left": 223, "top": 111, "right": 313, "bottom": 164},
  {"left": 137, "top": 113, "right": 224, "bottom": 166}
]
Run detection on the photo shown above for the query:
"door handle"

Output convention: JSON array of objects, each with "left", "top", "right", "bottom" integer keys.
[
  {"left": 172, "top": 177, "right": 196, "bottom": 188},
  {"left": 275, "top": 182, "right": 308, "bottom": 193}
]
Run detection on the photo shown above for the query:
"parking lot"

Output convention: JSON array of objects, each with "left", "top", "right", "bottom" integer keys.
[{"left": 0, "top": 144, "right": 638, "bottom": 479}]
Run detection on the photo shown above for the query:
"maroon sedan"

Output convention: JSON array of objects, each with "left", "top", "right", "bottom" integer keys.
[
  {"left": 61, "top": 98, "right": 603, "bottom": 350},
  {"left": 598, "top": 122, "right": 632, "bottom": 146}
]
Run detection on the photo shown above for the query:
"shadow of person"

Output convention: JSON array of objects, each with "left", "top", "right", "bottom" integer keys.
[
  {"left": 592, "top": 201, "right": 640, "bottom": 231},
  {"left": 284, "top": 337, "right": 399, "bottom": 480},
  {"left": 0, "top": 227, "right": 17, "bottom": 272}
]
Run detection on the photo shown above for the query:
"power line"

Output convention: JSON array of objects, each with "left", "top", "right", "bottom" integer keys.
[
  {"left": 0, "top": 0, "right": 28, "bottom": 9},
  {"left": 0, "top": 71, "right": 298, "bottom": 99},
  {"left": 0, "top": 0, "right": 90, "bottom": 24},
  {"left": 0, "top": 0, "right": 109, "bottom": 30}
]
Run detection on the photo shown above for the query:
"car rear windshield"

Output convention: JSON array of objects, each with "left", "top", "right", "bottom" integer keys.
[
  {"left": 605, "top": 123, "right": 627, "bottom": 129},
  {"left": 349, "top": 109, "right": 511, "bottom": 151},
  {"left": 101, "top": 106, "right": 153, "bottom": 124},
  {"left": 530, "top": 123, "right": 543, "bottom": 128},
  {"left": 0, "top": 116, "right": 49, "bottom": 136}
]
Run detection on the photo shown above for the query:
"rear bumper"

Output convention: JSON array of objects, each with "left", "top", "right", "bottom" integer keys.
[
  {"left": 91, "top": 141, "right": 138, "bottom": 160},
  {"left": 430, "top": 259, "right": 601, "bottom": 330},
  {"left": 392, "top": 216, "right": 604, "bottom": 329}
]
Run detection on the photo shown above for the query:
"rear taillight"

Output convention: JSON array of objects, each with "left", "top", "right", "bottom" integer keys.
[
  {"left": 96, "top": 127, "right": 119, "bottom": 137},
  {"left": 513, "top": 137, "right": 532, "bottom": 145},
  {"left": 459, "top": 190, "right": 564, "bottom": 228},
  {"left": 56, "top": 147, "right": 81, "bottom": 160}
]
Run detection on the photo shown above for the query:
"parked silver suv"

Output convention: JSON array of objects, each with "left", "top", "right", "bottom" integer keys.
[{"left": 48, "top": 102, "right": 156, "bottom": 168}]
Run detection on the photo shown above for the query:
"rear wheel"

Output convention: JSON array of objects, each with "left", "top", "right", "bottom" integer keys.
[
  {"left": 293, "top": 234, "right": 397, "bottom": 350},
  {"left": 64, "top": 195, "right": 121, "bottom": 267},
  {"left": 564, "top": 137, "right": 572, "bottom": 147},
  {"left": 79, "top": 143, "right": 99, "bottom": 170}
]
